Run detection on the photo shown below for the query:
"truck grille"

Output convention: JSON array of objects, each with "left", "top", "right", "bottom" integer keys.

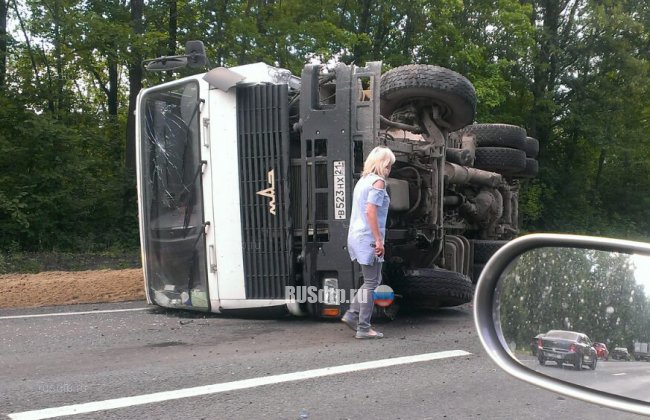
[{"left": 237, "top": 84, "right": 293, "bottom": 299}]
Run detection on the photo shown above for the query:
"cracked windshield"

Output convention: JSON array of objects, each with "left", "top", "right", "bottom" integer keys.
[{"left": 140, "top": 81, "right": 209, "bottom": 310}]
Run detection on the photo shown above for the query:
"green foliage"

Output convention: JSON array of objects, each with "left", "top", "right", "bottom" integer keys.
[
  {"left": 524, "top": 0, "right": 650, "bottom": 240},
  {"left": 0, "top": 93, "right": 138, "bottom": 252},
  {"left": 518, "top": 181, "right": 543, "bottom": 230},
  {"left": 2, "top": 0, "right": 650, "bottom": 255},
  {"left": 0, "top": 250, "right": 141, "bottom": 274}
]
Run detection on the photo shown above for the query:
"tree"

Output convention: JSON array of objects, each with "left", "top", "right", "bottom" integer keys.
[
  {"left": 2, "top": 0, "right": 650, "bottom": 253},
  {"left": 126, "top": 0, "right": 144, "bottom": 176},
  {"left": 523, "top": 0, "right": 650, "bottom": 237},
  {"left": 0, "top": 0, "right": 7, "bottom": 89}
]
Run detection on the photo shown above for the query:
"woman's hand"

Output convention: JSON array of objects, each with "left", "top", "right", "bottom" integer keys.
[{"left": 374, "top": 238, "right": 385, "bottom": 257}]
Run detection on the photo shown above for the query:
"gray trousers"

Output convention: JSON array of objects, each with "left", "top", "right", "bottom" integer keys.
[{"left": 349, "top": 262, "right": 382, "bottom": 332}]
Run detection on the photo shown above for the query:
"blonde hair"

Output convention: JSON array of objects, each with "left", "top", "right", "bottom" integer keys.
[{"left": 362, "top": 146, "right": 396, "bottom": 178}]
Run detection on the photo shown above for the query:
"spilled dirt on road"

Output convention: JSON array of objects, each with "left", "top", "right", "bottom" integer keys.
[{"left": 0, "top": 269, "right": 145, "bottom": 308}]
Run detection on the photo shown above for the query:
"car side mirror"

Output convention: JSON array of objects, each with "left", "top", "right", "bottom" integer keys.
[{"left": 474, "top": 233, "right": 650, "bottom": 416}]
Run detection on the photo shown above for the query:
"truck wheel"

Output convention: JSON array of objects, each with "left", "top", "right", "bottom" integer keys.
[
  {"left": 474, "top": 147, "right": 526, "bottom": 174},
  {"left": 523, "top": 136, "right": 539, "bottom": 158},
  {"left": 393, "top": 268, "right": 474, "bottom": 308},
  {"left": 515, "top": 158, "right": 539, "bottom": 178},
  {"left": 473, "top": 239, "right": 508, "bottom": 263},
  {"left": 453, "top": 123, "right": 526, "bottom": 149},
  {"left": 380, "top": 64, "right": 476, "bottom": 131}
]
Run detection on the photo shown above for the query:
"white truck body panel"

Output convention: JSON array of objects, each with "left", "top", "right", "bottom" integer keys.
[{"left": 206, "top": 87, "right": 246, "bottom": 303}]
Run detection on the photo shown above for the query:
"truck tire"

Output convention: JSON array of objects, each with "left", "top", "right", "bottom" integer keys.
[
  {"left": 394, "top": 268, "right": 474, "bottom": 308},
  {"left": 473, "top": 240, "right": 508, "bottom": 263},
  {"left": 474, "top": 147, "right": 526, "bottom": 174},
  {"left": 380, "top": 64, "right": 476, "bottom": 131},
  {"left": 453, "top": 123, "right": 526, "bottom": 149},
  {"left": 516, "top": 158, "right": 539, "bottom": 178},
  {"left": 523, "top": 136, "right": 539, "bottom": 158}
]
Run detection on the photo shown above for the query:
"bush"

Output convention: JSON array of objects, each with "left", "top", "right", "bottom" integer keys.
[{"left": 0, "top": 250, "right": 141, "bottom": 274}]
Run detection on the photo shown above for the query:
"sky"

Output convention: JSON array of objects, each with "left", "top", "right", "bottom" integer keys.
[{"left": 632, "top": 253, "right": 650, "bottom": 293}]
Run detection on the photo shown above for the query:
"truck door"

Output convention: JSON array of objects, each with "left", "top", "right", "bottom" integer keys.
[{"left": 136, "top": 78, "right": 211, "bottom": 310}]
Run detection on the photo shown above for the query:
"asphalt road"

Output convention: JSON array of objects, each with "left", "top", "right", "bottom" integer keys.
[
  {"left": 519, "top": 355, "right": 650, "bottom": 401},
  {"left": 0, "top": 301, "right": 646, "bottom": 420}
]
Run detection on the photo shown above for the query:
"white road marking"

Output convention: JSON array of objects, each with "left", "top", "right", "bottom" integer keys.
[
  {"left": 612, "top": 373, "right": 627, "bottom": 376},
  {"left": 8, "top": 350, "right": 471, "bottom": 420},
  {"left": 0, "top": 308, "right": 148, "bottom": 320}
]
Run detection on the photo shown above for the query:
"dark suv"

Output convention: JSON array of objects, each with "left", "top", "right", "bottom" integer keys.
[{"left": 537, "top": 330, "right": 598, "bottom": 370}]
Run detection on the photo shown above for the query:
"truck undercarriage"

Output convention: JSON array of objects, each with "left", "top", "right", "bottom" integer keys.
[{"left": 287, "top": 62, "right": 538, "bottom": 316}]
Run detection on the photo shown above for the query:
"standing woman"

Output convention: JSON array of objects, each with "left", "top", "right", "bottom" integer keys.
[{"left": 342, "top": 146, "right": 395, "bottom": 339}]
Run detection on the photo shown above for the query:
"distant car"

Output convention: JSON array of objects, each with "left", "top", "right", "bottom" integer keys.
[
  {"left": 611, "top": 347, "right": 631, "bottom": 361},
  {"left": 593, "top": 342, "right": 609, "bottom": 360},
  {"left": 537, "top": 329, "right": 598, "bottom": 370}
]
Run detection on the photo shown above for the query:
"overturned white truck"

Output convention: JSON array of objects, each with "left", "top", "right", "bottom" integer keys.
[{"left": 135, "top": 42, "right": 538, "bottom": 318}]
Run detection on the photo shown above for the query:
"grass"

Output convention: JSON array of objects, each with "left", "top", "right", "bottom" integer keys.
[{"left": 0, "top": 250, "right": 141, "bottom": 274}]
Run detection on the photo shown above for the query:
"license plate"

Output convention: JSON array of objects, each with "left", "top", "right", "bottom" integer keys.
[
  {"left": 333, "top": 161, "right": 346, "bottom": 220},
  {"left": 546, "top": 353, "right": 562, "bottom": 359}
]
